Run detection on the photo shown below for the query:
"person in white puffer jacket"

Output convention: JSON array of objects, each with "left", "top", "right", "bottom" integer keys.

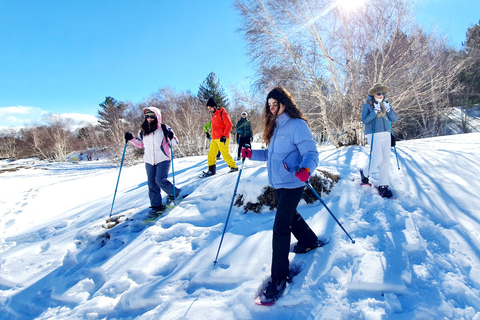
[{"left": 125, "top": 107, "right": 180, "bottom": 216}]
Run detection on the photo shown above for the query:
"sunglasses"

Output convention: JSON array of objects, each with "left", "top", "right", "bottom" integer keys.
[
  {"left": 145, "top": 115, "right": 156, "bottom": 119},
  {"left": 376, "top": 92, "right": 385, "bottom": 96}
]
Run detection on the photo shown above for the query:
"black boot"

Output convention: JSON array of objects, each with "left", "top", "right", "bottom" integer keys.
[
  {"left": 201, "top": 165, "right": 216, "bottom": 177},
  {"left": 209, "top": 165, "right": 216, "bottom": 174},
  {"left": 360, "top": 169, "right": 369, "bottom": 184},
  {"left": 378, "top": 185, "right": 393, "bottom": 198}
]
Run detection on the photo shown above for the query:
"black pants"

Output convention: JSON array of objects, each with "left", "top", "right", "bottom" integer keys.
[
  {"left": 271, "top": 187, "right": 318, "bottom": 283},
  {"left": 237, "top": 136, "right": 251, "bottom": 158}
]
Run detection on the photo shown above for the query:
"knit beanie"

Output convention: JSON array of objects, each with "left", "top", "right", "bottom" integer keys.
[
  {"left": 144, "top": 109, "right": 155, "bottom": 116},
  {"left": 206, "top": 97, "right": 218, "bottom": 108}
]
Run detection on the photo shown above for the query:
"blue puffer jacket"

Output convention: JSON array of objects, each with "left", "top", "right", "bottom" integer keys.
[
  {"left": 251, "top": 113, "right": 319, "bottom": 189},
  {"left": 361, "top": 95, "right": 398, "bottom": 135}
]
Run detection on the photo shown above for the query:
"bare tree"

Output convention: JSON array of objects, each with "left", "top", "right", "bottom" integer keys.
[
  {"left": 42, "top": 114, "right": 76, "bottom": 161},
  {"left": 0, "top": 128, "right": 19, "bottom": 159},
  {"left": 235, "top": 0, "right": 463, "bottom": 145}
]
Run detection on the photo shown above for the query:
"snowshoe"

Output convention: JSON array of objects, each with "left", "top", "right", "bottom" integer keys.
[
  {"left": 261, "top": 278, "right": 287, "bottom": 302},
  {"left": 293, "top": 239, "right": 327, "bottom": 254},
  {"left": 377, "top": 185, "right": 393, "bottom": 198},
  {"left": 166, "top": 195, "right": 175, "bottom": 203},
  {"left": 145, "top": 205, "right": 166, "bottom": 220},
  {"left": 255, "top": 264, "right": 304, "bottom": 306},
  {"left": 199, "top": 170, "right": 216, "bottom": 178}
]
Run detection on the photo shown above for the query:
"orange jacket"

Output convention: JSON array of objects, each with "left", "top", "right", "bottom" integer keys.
[{"left": 211, "top": 108, "right": 232, "bottom": 139}]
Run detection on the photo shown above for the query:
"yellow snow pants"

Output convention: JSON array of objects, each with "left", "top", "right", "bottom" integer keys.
[{"left": 208, "top": 138, "right": 237, "bottom": 168}]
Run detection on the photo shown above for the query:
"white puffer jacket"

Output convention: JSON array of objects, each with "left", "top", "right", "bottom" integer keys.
[{"left": 129, "top": 107, "right": 179, "bottom": 165}]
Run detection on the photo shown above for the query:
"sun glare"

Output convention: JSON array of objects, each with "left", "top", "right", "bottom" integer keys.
[{"left": 337, "top": 0, "right": 365, "bottom": 12}]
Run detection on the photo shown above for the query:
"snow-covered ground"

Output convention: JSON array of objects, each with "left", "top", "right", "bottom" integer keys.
[{"left": 1, "top": 133, "right": 480, "bottom": 320}]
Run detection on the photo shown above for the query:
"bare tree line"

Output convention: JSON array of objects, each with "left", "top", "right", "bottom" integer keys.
[
  {"left": 1, "top": 0, "right": 479, "bottom": 160},
  {"left": 234, "top": 0, "right": 467, "bottom": 146}
]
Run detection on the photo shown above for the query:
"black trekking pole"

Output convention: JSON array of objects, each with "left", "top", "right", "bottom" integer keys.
[
  {"left": 306, "top": 182, "right": 355, "bottom": 244},
  {"left": 214, "top": 149, "right": 248, "bottom": 265},
  {"left": 109, "top": 142, "right": 127, "bottom": 217},
  {"left": 389, "top": 120, "right": 400, "bottom": 170}
]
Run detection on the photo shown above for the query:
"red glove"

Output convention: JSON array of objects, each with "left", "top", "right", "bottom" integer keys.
[
  {"left": 295, "top": 168, "right": 310, "bottom": 182},
  {"left": 241, "top": 148, "right": 252, "bottom": 159}
]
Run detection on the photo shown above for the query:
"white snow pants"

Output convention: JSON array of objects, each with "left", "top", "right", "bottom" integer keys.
[{"left": 363, "top": 131, "right": 391, "bottom": 186}]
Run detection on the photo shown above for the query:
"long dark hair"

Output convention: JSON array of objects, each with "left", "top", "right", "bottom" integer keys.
[
  {"left": 263, "top": 87, "right": 309, "bottom": 145},
  {"left": 141, "top": 118, "right": 158, "bottom": 135}
]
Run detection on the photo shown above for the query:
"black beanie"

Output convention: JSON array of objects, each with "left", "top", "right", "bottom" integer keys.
[{"left": 206, "top": 97, "right": 218, "bottom": 108}]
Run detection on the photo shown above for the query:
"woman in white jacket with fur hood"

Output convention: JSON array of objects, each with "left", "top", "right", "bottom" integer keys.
[{"left": 125, "top": 107, "right": 180, "bottom": 217}]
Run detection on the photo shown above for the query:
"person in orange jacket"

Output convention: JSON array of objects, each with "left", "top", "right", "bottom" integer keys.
[{"left": 201, "top": 97, "right": 238, "bottom": 177}]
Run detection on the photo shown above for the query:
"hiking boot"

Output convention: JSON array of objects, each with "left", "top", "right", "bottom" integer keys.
[
  {"left": 360, "top": 169, "right": 369, "bottom": 184},
  {"left": 293, "top": 239, "right": 326, "bottom": 254},
  {"left": 263, "top": 279, "right": 287, "bottom": 300},
  {"left": 147, "top": 205, "right": 166, "bottom": 219},
  {"left": 166, "top": 188, "right": 182, "bottom": 203},
  {"left": 201, "top": 170, "right": 216, "bottom": 177},
  {"left": 378, "top": 185, "right": 393, "bottom": 198},
  {"left": 200, "top": 165, "right": 216, "bottom": 177},
  {"left": 229, "top": 167, "right": 238, "bottom": 173}
]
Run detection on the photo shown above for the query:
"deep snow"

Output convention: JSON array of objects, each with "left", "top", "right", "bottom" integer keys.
[{"left": 1, "top": 133, "right": 480, "bottom": 320}]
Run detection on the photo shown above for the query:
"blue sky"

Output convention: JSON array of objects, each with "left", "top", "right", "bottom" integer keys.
[{"left": 0, "top": 0, "right": 479, "bottom": 128}]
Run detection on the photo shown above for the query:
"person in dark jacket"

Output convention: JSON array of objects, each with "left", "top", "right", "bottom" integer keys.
[
  {"left": 360, "top": 83, "right": 398, "bottom": 198},
  {"left": 235, "top": 111, "right": 253, "bottom": 159},
  {"left": 241, "top": 87, "right": 321, "bottom": 301}
]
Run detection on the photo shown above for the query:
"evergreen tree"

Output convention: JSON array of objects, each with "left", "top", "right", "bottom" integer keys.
[
  {"left": 461, "top": 20, "right": 480, "bottom": 105},
  {"left": 197, "top": 72, "right": 229, "bottom": 109},
  {"left": 97, "top": 96, "right": 129, "bottom": 144}
]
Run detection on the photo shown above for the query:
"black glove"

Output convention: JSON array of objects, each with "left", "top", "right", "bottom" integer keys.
[
  {"left": 167, "top": 131, "right": 174, "bottom": 140},
  {"left": 125, "top": 132, "right": 134, "bottom": 142},
  {"left": 206, "top": 132, "right": 211, "bottom": 139},
  {"left": 220, "top": 136, "right": 227, "bottom": 144}
]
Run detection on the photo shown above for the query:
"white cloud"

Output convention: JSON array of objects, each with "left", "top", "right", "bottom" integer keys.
[
  {"left": 59, "top": 113, "right": 98, "bottom": 125},
  {"left": 0, "top": 106, "right": 98, "bottom": 129},
  {"left": 0, "top": 106, "right": 45, "bottom": 128},
  {"left": 0, "top": 105, "right": 44, "bottom": 117}
]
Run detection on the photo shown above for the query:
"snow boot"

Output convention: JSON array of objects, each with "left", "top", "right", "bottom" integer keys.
[
  {"left": 166, "top": 188, "right": 182, "bottom": 204},
  {"left": 147, "top": 205, "right": 166, "bottom": 219},
  {"left": 293, "top": 239, "right": 326, "bottom": 254},
  {"left": 378, "top": 185, "right": 393, "bottom": 198},
  {"left": 360, "top": 169, "right": 369, "bottom": 184},
  {"left": 262, "top": 278, "right": 287, "bottom": 301},
  {"left": 201, "top": 165, "right": 216, "bottom": 177}
]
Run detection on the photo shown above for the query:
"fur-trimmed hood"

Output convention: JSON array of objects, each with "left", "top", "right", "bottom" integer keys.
[
  {"left": 368, "top": 83, "right": 389, "bottom": 96},
  {"left": 143, "top": 107, "right": 162, "bottom": 129}
]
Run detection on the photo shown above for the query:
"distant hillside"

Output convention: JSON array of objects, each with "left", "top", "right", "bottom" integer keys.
[{"left": 447, "top": 105, "right": 480, "bottom": 134}]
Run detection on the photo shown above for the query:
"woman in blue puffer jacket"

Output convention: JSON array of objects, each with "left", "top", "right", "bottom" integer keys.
[
  {"left": 241, "top": 87, "right": 321, "bottom": 301},
  {"left": 360, "top": 83, "right": 398, "bottom": 198}
]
